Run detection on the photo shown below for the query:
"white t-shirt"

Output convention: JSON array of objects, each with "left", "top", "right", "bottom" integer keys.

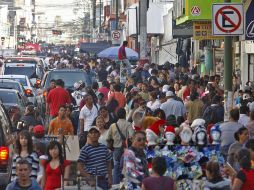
[
  {"left": 79, "top": 105, "right": 98, "bottom": 131},
  {"left": 147, "top": 100, "right": 161, "bottom": 111}
]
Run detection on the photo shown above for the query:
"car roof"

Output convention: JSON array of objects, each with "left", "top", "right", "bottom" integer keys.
[
  {"left": 48, "top": 69, "right": 83, "bottom": 73},
  {"left": 5, "top": 57, "right": 40, "bottom": 61},
  {"left": 0, "top": 75, "right": 27, "bottom": 79},
  {"left": 0, "top": 79, "right": 21, "bottom": 83},
  {"left": 0, "top": 88, "right": 19, "bottom": 93}
]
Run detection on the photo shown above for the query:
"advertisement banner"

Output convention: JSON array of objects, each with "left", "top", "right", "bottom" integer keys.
[
  {"left": 193, "top": 21, "right": 223, "bottom": 40},
  {"left": 186, "top": 0, "right": 241, "bottom": 20}
]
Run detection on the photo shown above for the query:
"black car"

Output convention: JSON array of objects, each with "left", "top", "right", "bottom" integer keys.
[{"left": 0, "top": 100, "right": 14, "bottom": 188}]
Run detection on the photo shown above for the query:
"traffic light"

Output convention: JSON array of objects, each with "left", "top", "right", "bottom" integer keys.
[{"left": 52, "top": 30, "right": 62, "bottom": 35}]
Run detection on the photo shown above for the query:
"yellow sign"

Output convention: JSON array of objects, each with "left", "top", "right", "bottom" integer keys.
[{"left": 193, "top": 21, "right": 223, "bottom": 40}]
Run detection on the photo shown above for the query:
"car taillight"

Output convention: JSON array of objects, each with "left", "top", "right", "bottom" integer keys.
[
  {"left": 0, "top": 147, "right": 8, "bottom": 161},
  {"left": 36, "top": 79, "right": 41, "bottom": 85},
  {"left": 43, "top": 91, "right": 47, "bottom": 98},
  {"left": 25, "top": 89, "right": 33, "bottom": 95}
]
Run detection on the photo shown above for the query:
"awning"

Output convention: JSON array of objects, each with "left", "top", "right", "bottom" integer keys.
[{"left": 79, "top": 42, "right": 111, "bottom": 54}]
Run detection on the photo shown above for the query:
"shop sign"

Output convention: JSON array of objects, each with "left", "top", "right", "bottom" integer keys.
[
  {"left": 245, "top": 0, "right": 254, "bottom": 40},
  {"left": 193, "top": 21, "right": 223, "bottom": 40},
  {"left": 186, "top": 0, "right": 242, "bottom": 20}
]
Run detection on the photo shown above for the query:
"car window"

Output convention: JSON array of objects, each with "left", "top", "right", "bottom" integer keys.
[
  {"left": 46, "top": 72, "right": 85, "bottom": 88},
  {"left": 0, "top": 92, "right": 17, "bottom": 104},
  {"left": 0, "top": 105, "right": 12, "bottom": 136},
  {"left": 1, "top": 78, "right": 28, "bottom": 86},
  {"left": 4, "top": 66, "right": 36, "bottom": 78},
  {"left": 0, "top": 82, "right": 20, "bottom": 92}
]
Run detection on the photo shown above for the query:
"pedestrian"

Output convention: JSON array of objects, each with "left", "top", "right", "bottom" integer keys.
[
  {"left": 204, "top": 161, "right": 231, "bottom": 190},
  {"left": 46, "top": 79, "right": 71, "bottom": 120},
  {"left": 107, "top": 108, "right": 134, "bottom": 185},
  {"left": 77, "top": 126, "right": 112, "bottom": 190},
  {"left": 6, "top": 159, "right": 42, "bottom": 190},
  {"left": 185, "top": 91, "right": 204, "bottom": 123},
  {"left": 96, "top": 115, "right": 109, "bottom": 146},
  {"left": 238, "top": 105, "right": 250, "bottom": 127},
  {"left": 118, "top": 41, "right": 131, "bottom": 76},
  {"left": 98, "top": 64, "right": 108, "bottom": 82},
  {"left": 79, "top": 94, "right": 98, "bottom": 147},
  {"left": 160, "top": 91, "right": 186, "bottom": 119},
  {"left": 48, "top": 105, "right": 74, "bottom": 136},
  {"left": 98, "top": 80, "right": 110, "bottom": 102},
  {"left": 228, "top": 127, "right": 249, "bottom": 172},
  {"left": 83, "top": 64, "right": 96, "bottom": 87},
  {"left": 220, "top": 108, "right": 243, "bottom": 158},
  {"left": 20, "top": 105, "right": 42, "bottom": 130},
  {"left": 41, "top": 141, "right": 71, "bottom": 190},
  {"left": 107, "top": 83, "right": 126, "bottom": 113},
  {"left": 11, "top": 130, "right": 39, "bottom": 181},
  {"left": 232, "top": 149, "right": 254, "bottom": 190},
  {"left": 146, "top": 91, "right": 161, "bottom": 112},
  {"left": 122, "top": 131, "right": 149, "bottom": 188},
  {"left": 97, "top": 106, "right": 116, "bottom": 129},
  {"left": 46, "top": 79, "right": 56, "bottom": 94},
  {"left": 246, "top": 111, "right": 254, "bottom": 138},
  {"left": 142, "top": 157, "right": 176, "bottom": 190}
]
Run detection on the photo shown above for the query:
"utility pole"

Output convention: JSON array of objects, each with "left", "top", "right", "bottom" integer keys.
[
  {"left": 224, "top": 0, "right": 233, "bottom": 121},
  {"left": 115, "top": 0, "right": 119, "bottom": 30},
  {"left": 99, "top": 0, "right": 102, "bottom": 33},
  {"left": 140, "top": 0, "right": 147, "bottom": 58}
]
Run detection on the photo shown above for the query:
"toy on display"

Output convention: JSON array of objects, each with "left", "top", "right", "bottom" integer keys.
[
  {"left": 146, "top": 119, "right": 166, "bottom": 146},
  {"left": 210, "top": 124, "right": 222, "bottom": 145}
]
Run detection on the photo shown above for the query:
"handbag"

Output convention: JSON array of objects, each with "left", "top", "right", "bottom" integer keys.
[{"left": 107, "top": 93, "right": 119, "bottom": 113}]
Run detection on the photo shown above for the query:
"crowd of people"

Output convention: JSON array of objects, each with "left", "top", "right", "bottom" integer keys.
[{"left": 5, "top": 42, "right": 254, "bottom": 190}]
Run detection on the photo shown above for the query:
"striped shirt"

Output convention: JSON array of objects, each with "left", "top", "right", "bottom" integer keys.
[
  {"left": 11, "top": 152, "right": 39, "bottom": 181},
  {"left": 78, "top": 143, "right": 112, "bottom": 176}
]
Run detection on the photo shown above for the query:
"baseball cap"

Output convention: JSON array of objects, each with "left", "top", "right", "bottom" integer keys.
[
  {"left": 88, "top": 126, "right": 100, "bottom": 133},
  {"left": 162, "top": 85, "right": 170, "bottom": 93},
  {"left": 166, "top": 91, "right": 174, "bottom": 97},
  {"left": 33, "top": 125, "right": 45, "bottom": 136}
]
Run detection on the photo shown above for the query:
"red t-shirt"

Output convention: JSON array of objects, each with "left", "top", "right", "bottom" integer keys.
[
  {"left": 118, "top": 45, "right": 126, "bottom": 60},
  {"left": 98, "top": 87, "right": 110, "bottom": 101},
  {"left": 43, "top": 160, "right": 70, "bottom": 190},
  {"left": 46, "top": 87, "right": 71, "bottom": 116}
]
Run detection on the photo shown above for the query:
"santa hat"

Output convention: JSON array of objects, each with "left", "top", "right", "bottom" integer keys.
[
  {"left": 146, "top": 119, "right": 166, "bottom": 136},
  {"left": 165, "top": 125, "right": 175, "bottom": 134},
  {"left": 191, "top": 118, "right": 205, "bottom": 130}
]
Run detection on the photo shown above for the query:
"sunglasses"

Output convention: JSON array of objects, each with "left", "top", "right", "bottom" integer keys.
[{"left": 136, "top": 137, "right": 146, "bottom": 142}]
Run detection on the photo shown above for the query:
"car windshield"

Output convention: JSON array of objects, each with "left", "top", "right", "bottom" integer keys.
[
  {"left": 1, "top": 78, "right": 28, "bottom": 86},
  {"left": 0, "top": 82, "right": 22, "bottom": 93},
  {"left": 4, "top": 66, "right": 36, "bottom": 78},
  {"left": 0, "top": 91, "right": 17, "bottom": 104},
  {"left": 47, "top": 72, "right": 85, "bottom": 88}
]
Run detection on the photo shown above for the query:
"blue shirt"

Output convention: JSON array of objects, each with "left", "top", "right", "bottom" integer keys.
[
  {"left": 6, "top": 179, "right": 42, "bottom": 190},
  {"left": 78, "top": 143, "right": 112, "bottom": 176}
]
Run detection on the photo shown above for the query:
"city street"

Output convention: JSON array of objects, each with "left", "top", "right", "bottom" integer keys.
[{"left": 0, "top": 0, "right": 254, "bottom": 190}]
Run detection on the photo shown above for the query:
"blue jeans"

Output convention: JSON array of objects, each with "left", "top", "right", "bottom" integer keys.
[
  {"left": 98, "top": 178, "right": 109, "bottom": 190},
  {"left": 113, "top": 148, "right": 123, "bottom": 185}
]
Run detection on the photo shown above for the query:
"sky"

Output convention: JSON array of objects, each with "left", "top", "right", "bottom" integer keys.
[{"left": 36, "top": 0, "right": 77, "bottom": 23}]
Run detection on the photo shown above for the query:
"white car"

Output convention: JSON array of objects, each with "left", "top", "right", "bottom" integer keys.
[{"left": 0, "top": 75, "right": 37, "bottom": 104}]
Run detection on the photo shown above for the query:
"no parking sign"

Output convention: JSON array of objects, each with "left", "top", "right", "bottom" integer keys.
[{"left": 212, "top": 3, "right": 244, "bottom": 36}]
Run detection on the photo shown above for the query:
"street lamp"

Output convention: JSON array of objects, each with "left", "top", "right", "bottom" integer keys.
[{"left": 126, "top": 6, "right": 139, "bottom": 57}]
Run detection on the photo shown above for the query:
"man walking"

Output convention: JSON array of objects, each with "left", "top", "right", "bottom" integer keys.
[
  {"left": 77, "top": 126, "right": 112, "bottom": 190},
  {"left": 48, "top": 105, "right": 74, "bottom": 136},
  {"left": 46, "top": 79, "right": 71, "bottom": 119},
  {"left": 118, "top": 41, "right": 131, "bottom": 76}
]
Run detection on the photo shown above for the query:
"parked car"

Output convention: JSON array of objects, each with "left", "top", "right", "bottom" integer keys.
[
  {"left": 0, "top": 100, "right": 14, "bottom": 188},
  {"left": 0, "top": 79, "right": 28, "bottom": 105},
  {"left": 0, "top": 75, "right": 37, "bottom": 104}
]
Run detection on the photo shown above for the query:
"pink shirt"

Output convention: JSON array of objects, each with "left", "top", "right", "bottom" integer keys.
[{"left": 98, "top": 87, "right": 110, "bottom": 101}]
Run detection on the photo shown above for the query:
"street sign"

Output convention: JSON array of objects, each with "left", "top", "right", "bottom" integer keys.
[
  {"left": 245, "top": 0, "right": 254, "bottom": 40},
  {"left": 111, "top": 30, "right": 122, "bottom": 45},
  {"left": 193, "top": 21, "right": 223, "bottom": 40},
  {"left": 212, "top": 3, "right": 244, "bottom": 36}
]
